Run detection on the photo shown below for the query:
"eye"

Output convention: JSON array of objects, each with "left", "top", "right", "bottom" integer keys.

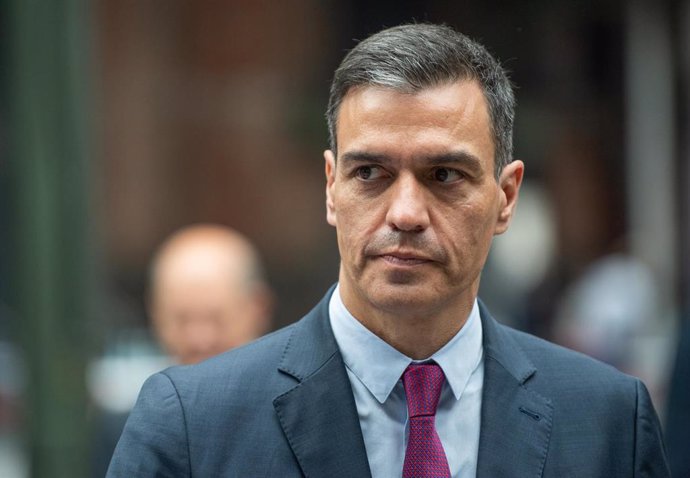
[
  {"left": 355, "top": 165, "right": 385, "bottom": 180},
  {"left": 431, "top": 167, "right": 463, "bottom": 183}
]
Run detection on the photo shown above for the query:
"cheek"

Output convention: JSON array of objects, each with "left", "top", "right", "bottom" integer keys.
[
  {"left": 336, "top": 221, "right": 364, "bottom": 264},
  {"left": 335, "top": 200, "right": 373, "bottom": 247},
  {"left": 444, "top": 204, "right": 496, "bottom": 251}
]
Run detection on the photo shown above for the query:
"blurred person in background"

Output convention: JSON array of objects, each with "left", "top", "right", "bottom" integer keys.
[
  {"left": 108, "top": 24, "right": 669, "bottom": 477},
  {"left": 148, "top": 224, "right": 273, "bottom": 365},
  {"left": 92, "top": 224, "right": 273, "bottom": 476}
]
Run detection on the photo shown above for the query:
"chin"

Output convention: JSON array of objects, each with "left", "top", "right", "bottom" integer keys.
[{"left": 365, "top": 283, "right": 441, "bottom": 315}]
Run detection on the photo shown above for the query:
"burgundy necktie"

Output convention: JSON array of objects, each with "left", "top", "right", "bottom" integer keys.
[{"left": 402, "top": 363, "right": 451, "bottom": 478}]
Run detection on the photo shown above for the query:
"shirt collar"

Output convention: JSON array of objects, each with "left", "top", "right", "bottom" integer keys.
[{"left": 329, "top": 284, "right": 483, "bottom": 404}]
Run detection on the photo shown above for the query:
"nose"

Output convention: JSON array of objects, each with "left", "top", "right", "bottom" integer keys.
[{"left": 385, "top": 173, "right": 430, "bottom": 232}]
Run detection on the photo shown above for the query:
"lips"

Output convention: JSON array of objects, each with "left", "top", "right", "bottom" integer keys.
[{"left": 377, "top": 251, "right": 434, "bottom": 265}]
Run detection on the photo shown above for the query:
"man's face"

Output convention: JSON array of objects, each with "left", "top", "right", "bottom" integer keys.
[
  {"left": 325, "top": 80, "right": 522, "bottom": 320},
  {"left": 152, "top": 256, "right": 269, "bottom": 365}
]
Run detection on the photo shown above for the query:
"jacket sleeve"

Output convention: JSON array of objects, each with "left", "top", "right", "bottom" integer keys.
[
  {"left": 106, "top": 372, "right": 190, "bottom": 477},
  {"left": 634, "top": 379, "right": 670, "bottom": 477}
]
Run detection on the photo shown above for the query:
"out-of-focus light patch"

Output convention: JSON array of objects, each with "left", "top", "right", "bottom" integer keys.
[
  {"left": 554, "top": 254, "right": 658, "bottom": 367},
  {"left": 0, "top": 434, "right": 26, "bottom": 478},
  {"left": 87, "top": 335, "right": 171, "bottom": 414},
  {"left": 491, "top": 181, "right": 556, "bottom": 294}
]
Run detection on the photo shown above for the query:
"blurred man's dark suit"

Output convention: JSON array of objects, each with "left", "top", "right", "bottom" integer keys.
[
  {"left": 107, "top": 287, "right": 669, "bottom": 477},
  {"left": 666, "top": 317, "right": 690, "bottom": 477}
]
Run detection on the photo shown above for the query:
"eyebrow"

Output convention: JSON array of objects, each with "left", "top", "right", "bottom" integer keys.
[
  {"left": 425, "top": 151, "right": 483, "bottom": 175},
  {"left": 339, "top": 150, "right": 484, "bottom": 174},
  {"left": 338, "top": 151, "right": 389, "bottom": 164}
]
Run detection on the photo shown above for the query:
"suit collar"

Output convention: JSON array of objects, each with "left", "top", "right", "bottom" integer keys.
[
  {"left": 330, "top": 285, "right": 484, "bottom": 403},
  {"left": 277, "top": 284, "right": 340, "bottom": 381},
  {"left": 479, "top": 300, "right": 536, "bottom": 384},
  {"left": 476, "top": 301, "right": 553, "bottom": 478},
  {"left": 274, "top": 292, "right": 553, "bottom": 478},
  {"left": 273, "top": 285, "right": 372, "bottom": 478}
]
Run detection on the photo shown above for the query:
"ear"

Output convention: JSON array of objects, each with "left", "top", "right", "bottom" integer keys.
[
  {"left": 494, "top": 160, "right": 524, "bottom": 235},
  {"left": 325, "top": 150, "right": 337, "bottom": 227}
]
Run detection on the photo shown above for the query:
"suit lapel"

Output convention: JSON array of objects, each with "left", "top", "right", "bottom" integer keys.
[
  {"left": 273, "top": 288, "right": 372, "bottom": 478},
  {"left": 476, "top": 302, "right": 553, "bottom": 478},
  {"left": 272, "top": 292, "right": 553, "bottom": 477}
]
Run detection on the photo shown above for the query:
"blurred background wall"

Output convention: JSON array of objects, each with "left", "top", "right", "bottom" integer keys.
[{"left": 1, "top": 0, "right": 688, "bottom": 476}]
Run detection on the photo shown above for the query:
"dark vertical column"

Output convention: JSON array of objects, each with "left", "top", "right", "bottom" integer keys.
[
  {"left": 665, "top": 1, "right": 690, "bottom": 474},
  {"left": 625, "top": 0, "right": 677, "bottom": 304},
  {"left": 679, "top": 0, "right": 690, "bottom": 313},
  {"left": 6, "top": 0, "right": 94, "bottom": 476}
]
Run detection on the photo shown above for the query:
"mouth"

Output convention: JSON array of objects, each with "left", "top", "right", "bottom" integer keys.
[{"left": 376, "top": 251, "right": 434, "bottom": 266}]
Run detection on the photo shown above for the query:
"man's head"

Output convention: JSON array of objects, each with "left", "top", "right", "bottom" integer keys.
[
  {"left": 148, "top": 225, "right": 272, "bottom": 365},
  {"left": 327, "top": 23, "right": 515, "bottom": 176},
  {"left": 324, "top": 24, "right": 523, "bottom": 345}
]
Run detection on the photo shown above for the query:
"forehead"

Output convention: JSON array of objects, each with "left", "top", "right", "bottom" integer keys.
[{"left": 336, "top": 80, "right": 494, "bottom": 163}]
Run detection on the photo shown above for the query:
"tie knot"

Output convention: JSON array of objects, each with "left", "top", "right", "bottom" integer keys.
[{"left": 402, "top": 363, "right": 445, "bottom": 418}]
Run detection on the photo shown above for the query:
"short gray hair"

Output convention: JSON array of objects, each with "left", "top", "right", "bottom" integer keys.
[{"left": 326, "top": 23, "right": 515, "bottom": 175}]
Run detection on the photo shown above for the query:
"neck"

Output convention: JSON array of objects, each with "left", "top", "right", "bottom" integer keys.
[
  {"left": 339, "top": 284, "right": 475, "bottom": 360},
  {"left": 375, "top": 312, "right": 471, "bottom": 360}
]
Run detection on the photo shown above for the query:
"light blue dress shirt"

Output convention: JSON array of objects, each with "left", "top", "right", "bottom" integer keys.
[{"left": 329, "top": 284, "right": 484, "bottom": 478}]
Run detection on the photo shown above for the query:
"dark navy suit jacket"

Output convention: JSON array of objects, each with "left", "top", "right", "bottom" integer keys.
[{"left": 107, "top": 288, "right": 669, "bottom": 477}]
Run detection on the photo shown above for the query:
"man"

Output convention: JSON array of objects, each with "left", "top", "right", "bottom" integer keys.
[
  {"left": 92, "top": 224, "right": 273, "bottom": 477},
  {"left": 148, "top": 224, "right": 273, "bottom": 364},
  {"left": 108, "top": 24, "right": 669, "bottom": 477}
]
